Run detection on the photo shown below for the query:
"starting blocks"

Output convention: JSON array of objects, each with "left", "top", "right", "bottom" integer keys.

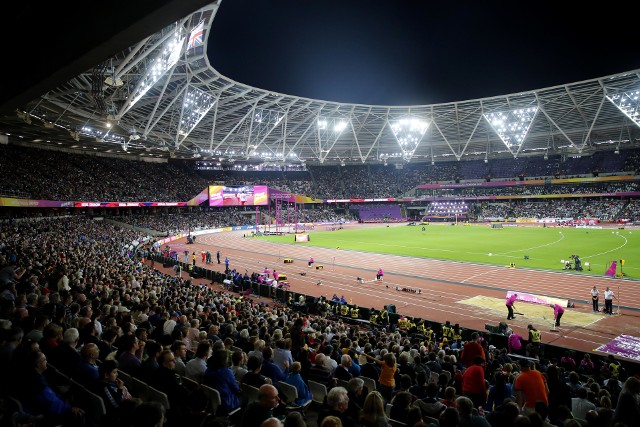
[
  {"left": 284, "top": 258, "right": 293, "bottom": 264},
  {"left": 316, "top": 265, "right": 324, "bottom": 270}
]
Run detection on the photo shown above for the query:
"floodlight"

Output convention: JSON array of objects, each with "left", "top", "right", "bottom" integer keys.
[
  {"left": 104, "top": 76, "right": 123, "bottom": 87},
  {"left": 607, "top": 89, "right": 640, "bottom": 128},
  {"left": 390, "top": 117, "right": 429, "bottom": 162},
  {"left": 484, "top": 107, "right": 538, "bottom": 151},
  {"left": 125, "top": 32, "right": 185, "bottom": 111},
  {"left": 334, "top": 121, "right": 348, "bottom": 133},
  {"left": 177, "top": 86, "right": 215, "bottom": 142}
]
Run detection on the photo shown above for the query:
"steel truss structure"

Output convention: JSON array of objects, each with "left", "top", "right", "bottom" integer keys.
[{"left": 4, "top": 1, "right": 640, "bottom": 166}]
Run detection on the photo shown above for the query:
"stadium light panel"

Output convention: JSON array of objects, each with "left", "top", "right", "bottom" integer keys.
[
  {"left": 607, "top": 89, "right": 640, "bottom": 128},
  {"left": 484, "top": 107, "right": 538, "bottom": 152},
  {"left": 126, "top": 32, "right": 185, "bottom": 111},
  {"left": 317, "top": 117, "right": 350, "bottom": 162},
  {"left": 177, "top": 86, "right": 216, "bottom": 143},
  {"left": 389, "top": 117, "right": 429, "bottom": 161}
]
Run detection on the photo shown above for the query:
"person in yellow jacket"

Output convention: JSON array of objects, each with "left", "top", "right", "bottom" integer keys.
[
  {"left": 441, "top": 320, "right": 454, "bottom": 341},
  {"left": 526, "top": 324, "right": 542, "bottom": 358},
  {"left": 379, "top": 309, "right": 389, "bottom": 327},
  {"left": 452, "top": 323, "right": 462, "bottom": 341},
  {"left": 369, "top": 310, "right": 378, "bottom": 325},
  {"left": 350, "top": 307, "right": 359, "bottom": 319},
  {"left": 341, "top": 304, "right": 349, "bottom": 316}
]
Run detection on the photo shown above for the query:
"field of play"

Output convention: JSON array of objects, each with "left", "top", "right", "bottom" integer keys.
[{"left": 259, "top": 224, "right": 640, "bottom": 279}]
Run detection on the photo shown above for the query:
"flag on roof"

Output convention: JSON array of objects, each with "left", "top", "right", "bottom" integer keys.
[{"left": 187, "top": 20, "right": 205, "bottom": 49}]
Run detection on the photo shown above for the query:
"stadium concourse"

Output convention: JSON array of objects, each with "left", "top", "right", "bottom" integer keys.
[{"left": 173, "top": 223, "right": 640, "bottom": 359}]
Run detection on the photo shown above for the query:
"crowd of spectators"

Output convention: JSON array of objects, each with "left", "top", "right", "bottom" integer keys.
[
  {"left": 0, "top": 212, "right": 639, "bottom": 427},
  {"left": 0, "top": 145, "right": 209, "bottom": 202},
  {"left": 1, "top": 144, "right": 640, "bottom": 204},
  {"left": 113, "top": 208, "right": 255, "bottom": 235},
  {"left": 473, "top": 199, "right": 629, "bottom": 222}
]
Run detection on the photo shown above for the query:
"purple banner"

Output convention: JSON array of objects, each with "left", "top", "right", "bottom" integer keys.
[{"left": 596, "top": 335, "right": 640, "bottom": 362}]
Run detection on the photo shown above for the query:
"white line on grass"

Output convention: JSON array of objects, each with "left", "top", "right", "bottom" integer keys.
[
  {"left": 499, "top": 233, "right": 565, "bottom": 255},
  {"left": 582, "top": 234, "right": 628, "bottom": 260}
]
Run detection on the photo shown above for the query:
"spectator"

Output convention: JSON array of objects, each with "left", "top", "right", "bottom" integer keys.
[
  {"left": 17, "top": 351, "right": 85, "bottom": 426},
  {"left": 185, "top": 341, "right": 211, "bottom": 383},
  {"left": 456, "top": 396, "right": 491, "bottom": 427},
  {"left": 240, "top": 384, "right": 281, "bottom": 427},
  {"left": 462, "top": 356, "right": 487, "bottom": 408},
  {"left": 612, "top": 376, "right": 640, "bottom": 426},
  {"left": 358, "top": 390, "right": 388, "bottom": 427},
  {"left": 317, "top": 386, "right": 359, "bottom": 427},
  {"left": 514, "top": 359, "right": 548, "bottom": 415},
  {"left": 571, "top": 387, "right": 596, "bottom": 420},
  {"left": 284, "top": 361, "right": 312, "bottom": 406},
  {"left": 203, "top": 349, "right": 243, "bottom": 415},
  {"left": 95, "top": 359, "right": 139, "bottom": 424},
  {"left": 485, "top": 371, "right": 512, "bottom": 411},
  {"left": 413, "top": 382, "right": 446, "bottom": 419},
  {"left": 49, "top": 327, "right": 81, "bottom": 378}
]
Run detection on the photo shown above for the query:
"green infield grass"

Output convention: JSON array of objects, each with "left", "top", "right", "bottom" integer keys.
[{"left": 258, "top": 224, "right": 640, "bottom": 279}]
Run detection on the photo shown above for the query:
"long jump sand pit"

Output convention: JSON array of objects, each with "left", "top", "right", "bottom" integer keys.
[{"left": 459, "top": 295, "right": 602, "bottom": 328}]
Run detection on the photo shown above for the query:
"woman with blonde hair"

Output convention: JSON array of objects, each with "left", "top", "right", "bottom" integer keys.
[
  {"left": 358, "top": 391, "right": 389, "bottom": 427},
  {"left": 363, "top": 352, "right": 397, "bottom": 402},
  {"left": 613, "top": 376, "right": 640, "bottom": 426},
  {"left": 320, "top": 416, "right": 342, "bottom": 427}
]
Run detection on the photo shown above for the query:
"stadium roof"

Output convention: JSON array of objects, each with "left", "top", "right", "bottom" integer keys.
[{"left": 1, "top": 1, "right": 640, "bottom": 165}]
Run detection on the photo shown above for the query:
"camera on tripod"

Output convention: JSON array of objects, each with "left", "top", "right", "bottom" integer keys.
[{"left": 564, "top": 254, "right": 582, "bottom": 271}]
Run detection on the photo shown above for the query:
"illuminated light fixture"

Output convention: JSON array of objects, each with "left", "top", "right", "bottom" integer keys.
[
  {"left": 484, "top": 107, "right": 538, "bottom": 153},
  {"left": 607, "top": 89, "right": 640, "bottom": 128},
  {"left": 249, "top": 109, "right": 284, "bottom": 155},
  {"left": 253, "top": 109, "right": 283, "bottom": 125},
  {"left": 104, "top": 76, "right": 123, "bottom": 87},
  {"left": 177, "top": 86, "right": 215, "bottom": 143},
  {"left": 389, "top": 117, "right": 429, "bottom": 162},
  {"left": 317, "top": 117, "right": 350, "bottom": 162},
  {"left": 125, "top": 31, "right": 185, "bottom": 111}
]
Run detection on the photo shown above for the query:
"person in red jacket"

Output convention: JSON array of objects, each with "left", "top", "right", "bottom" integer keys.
[
  {"left": 461, "top": 332, "right": 486, "bottom": 367},
  {"left": 462, "top": 356, "right": 487, "bottom": 408}
]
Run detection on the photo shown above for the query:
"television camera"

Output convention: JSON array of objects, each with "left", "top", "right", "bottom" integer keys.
[{"left": 563, "top": 254, "right": 582, "bottom": 271}]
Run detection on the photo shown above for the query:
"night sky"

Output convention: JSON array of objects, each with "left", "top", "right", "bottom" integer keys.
[{"left": 208, "top": 0, "right": 640, "bottom": 105}]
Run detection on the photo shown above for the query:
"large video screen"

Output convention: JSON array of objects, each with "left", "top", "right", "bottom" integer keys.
[{"left": 209, "top": 185, "right": 268, "bottom": 206}]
